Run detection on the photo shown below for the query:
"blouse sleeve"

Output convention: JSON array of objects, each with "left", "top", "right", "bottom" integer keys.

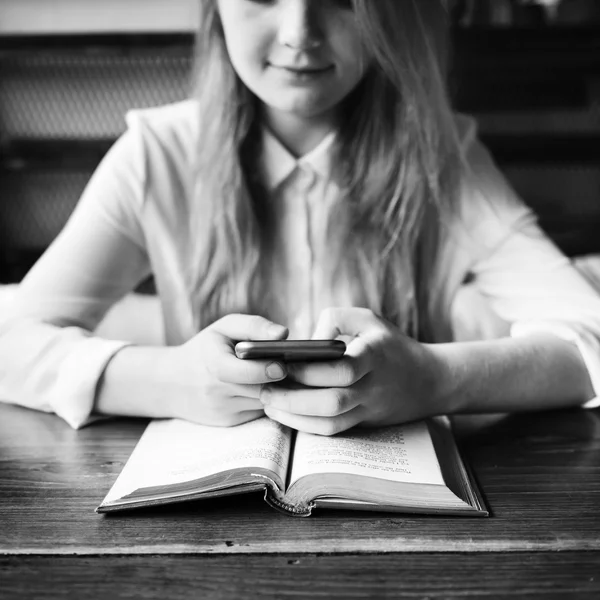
[
  {"left": 457, "top": 118, "right": 600, "bottom": 408},
  {"left": 0, "top": 118, "right": 153, "bottom": 428}
]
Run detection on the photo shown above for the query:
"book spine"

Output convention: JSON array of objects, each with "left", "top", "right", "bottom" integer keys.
[{"left": 263, "top": 488, "right": 314, "bottom": 517}]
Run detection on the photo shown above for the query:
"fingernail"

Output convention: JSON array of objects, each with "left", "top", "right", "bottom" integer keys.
[{"left": 266, "top": 362, "right": 285, "bottom": 380}]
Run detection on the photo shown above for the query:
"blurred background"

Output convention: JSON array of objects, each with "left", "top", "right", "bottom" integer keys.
[{"left": 1, "top": 0, "right": 599, "bottom": 284}]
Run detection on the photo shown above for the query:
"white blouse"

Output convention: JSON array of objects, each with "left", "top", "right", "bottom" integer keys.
[{"left": 1, "top": 100, "right": 599, "bottom": 428}]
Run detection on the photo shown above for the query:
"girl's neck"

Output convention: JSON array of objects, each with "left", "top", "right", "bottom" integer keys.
[{"left": 261, "top": 106, "right": 338, "bottom": 158}]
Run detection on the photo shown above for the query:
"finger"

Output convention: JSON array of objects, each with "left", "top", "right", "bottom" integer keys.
[
  {"left": 287, "top": 332, "right": 376, "bottom": 388},
  {"left": 194, "top": 394, "right": 262, "bottom": 422},
  {"left": 210, "top": 348, "right": 288, "bottom": 385},
  {"left": 225, "top": 409, "right": 266, "bottom": 427},
  {"left": 264, "top": 405, "right": 363, "bottom": 436},
  {"left": 261, "top": 384, "right": 361, "bottom": 417},
  {"left": 312, "top": 307, "right": 383, "bottom": 340},
  {"left": 203, "top": 330, "right": 285, "bottom": 384},
  {"left": 287, "top": 337, "right": 374, "bottom": 388},
  {"left": 210, "top": 313, "right": 288, "bottom": 341},
  {"left": 190, "top": 405, "right": 264, "bottom": 427},
  {"left": 230, "top": 383, "right": 263, "bottom": 399},
  {"left": 230, "top": 396, "right": 264, "bottom": 411},
  {"left": 205, "top": 315, "right": 289, "bottom": 384}
]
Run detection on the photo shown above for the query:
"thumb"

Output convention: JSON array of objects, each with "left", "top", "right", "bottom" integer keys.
[
  {"left": 312, "top": 307, "right": 382, "bottom": 339},
  {"left": 210, "top": 313, "right": 289, "bottom": 341}
]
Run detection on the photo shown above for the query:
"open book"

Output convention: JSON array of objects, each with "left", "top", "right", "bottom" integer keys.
[{"left": 97, "top": 417, "right": 488, "bottom": 517}]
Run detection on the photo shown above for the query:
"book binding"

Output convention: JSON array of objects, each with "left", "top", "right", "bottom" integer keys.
[{"left": 263, "top": 487, "right": 314, "bottom": 517}]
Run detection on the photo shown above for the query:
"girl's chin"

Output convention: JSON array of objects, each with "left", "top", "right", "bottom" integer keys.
[{"left": 259, "top": 90, "right": 341, "bottom": 120}]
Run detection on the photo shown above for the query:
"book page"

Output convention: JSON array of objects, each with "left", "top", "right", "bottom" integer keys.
[
  {"left": 104, "top": 417, "right": 291, "bottom": 503},
  {"left": 289, "top": 421, "right": 445, "bottom": 487}
]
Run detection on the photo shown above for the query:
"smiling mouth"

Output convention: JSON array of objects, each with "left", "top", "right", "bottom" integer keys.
[{"left": 271, "top": 64, "right": 334, "bottom": 75}]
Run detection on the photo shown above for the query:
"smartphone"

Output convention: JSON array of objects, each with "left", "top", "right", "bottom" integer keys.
[{"left": 235, "top": 339, "right": 346, "bottom": 362}]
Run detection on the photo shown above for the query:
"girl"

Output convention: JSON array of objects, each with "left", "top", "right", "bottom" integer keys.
[{"left": 1, "top": 0, "right": 599, "bottom": 432}]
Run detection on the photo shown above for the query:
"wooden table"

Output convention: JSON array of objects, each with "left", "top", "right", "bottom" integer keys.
[{"left": 1, "top": 403, "right": 600, "bottom": 599}]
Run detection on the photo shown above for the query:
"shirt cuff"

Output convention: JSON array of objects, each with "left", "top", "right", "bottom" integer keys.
[
  {"left": 511, "top": 321, "right": 600, "bottom": 409},
  {"left": 51, "top": 337, "right": 131, "bottom": 429}
]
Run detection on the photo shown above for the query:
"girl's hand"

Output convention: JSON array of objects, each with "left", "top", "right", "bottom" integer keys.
[
  {"left": 166, "top": 314, "right": 289, "bottom": 427},
  {"left": 260, "top": 308, "right": 444, "bottom": 436}
]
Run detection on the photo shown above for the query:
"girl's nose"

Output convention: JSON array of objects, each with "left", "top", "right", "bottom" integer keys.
[{"left": 277, "top": 0, "right": 323, "bottom": 51}]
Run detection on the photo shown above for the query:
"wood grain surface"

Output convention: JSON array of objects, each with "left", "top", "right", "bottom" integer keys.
[
  {"left": 1, "top": 403, "right": 600, "bottom": 555},
  {"left": 2, "top": 553, "right": 600, "bottom": 600}
]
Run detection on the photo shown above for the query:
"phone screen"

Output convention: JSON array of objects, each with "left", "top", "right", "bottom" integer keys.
[{"left": 235, "top": 340, "right": 346, "bottom": 362}]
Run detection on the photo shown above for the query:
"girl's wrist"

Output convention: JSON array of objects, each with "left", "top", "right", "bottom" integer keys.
[
  {"left": 155, "top": 344, "right": 191, "bottom": 420},
  {"left": 424, "top": 342, "right": 469, "bottom": 417},
  {"left": 96, "top": 344, "right": 181, "bottom": 420}
]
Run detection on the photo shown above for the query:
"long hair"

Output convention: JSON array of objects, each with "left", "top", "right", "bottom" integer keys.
[{"left": 188, "top": 0, "right": 464, "bottom": 340}]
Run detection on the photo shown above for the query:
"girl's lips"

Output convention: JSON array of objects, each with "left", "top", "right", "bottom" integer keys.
[
  {"left": 271, "top": 66, "right": 335, "bottom": 85},
  {"left": 270, "top": 63, "right": 334, "bottom": 74}
]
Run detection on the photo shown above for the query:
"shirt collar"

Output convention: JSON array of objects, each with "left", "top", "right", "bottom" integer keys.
[{"left": 259, "top": 127, "right": 336, "bottom": 191}]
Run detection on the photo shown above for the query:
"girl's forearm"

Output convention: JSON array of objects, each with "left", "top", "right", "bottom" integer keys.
[
  {"left": 95, "top": 345, "right": 182, "bottom": 420},
  {"left": 430, "top": 333, "right": 596, "bottom": 415}
]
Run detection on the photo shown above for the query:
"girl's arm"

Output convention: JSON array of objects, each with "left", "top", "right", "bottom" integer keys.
[
  {"left": 0, "top": 129, "right": 152, "bottom": 428},
  {"left": 448, "top": 129, "right": 600, "bottom": 411},
  {"left": 94, "top": 314, "right": 289, "bottom": 426},
  {"left": 258, "top": 130, "right": 600, "bottom": 434},
  {"left": 258, "top": 302, "right": 597, "bottom": 436},
  {"left": 0, "top": 109, "right": 290, "bottom": 429},
  {"left": 432, "top": 332, "right": 595, "bottom": 416},
  {"left": 440, "top": 217, "right": 600, "bottom": 414}
]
